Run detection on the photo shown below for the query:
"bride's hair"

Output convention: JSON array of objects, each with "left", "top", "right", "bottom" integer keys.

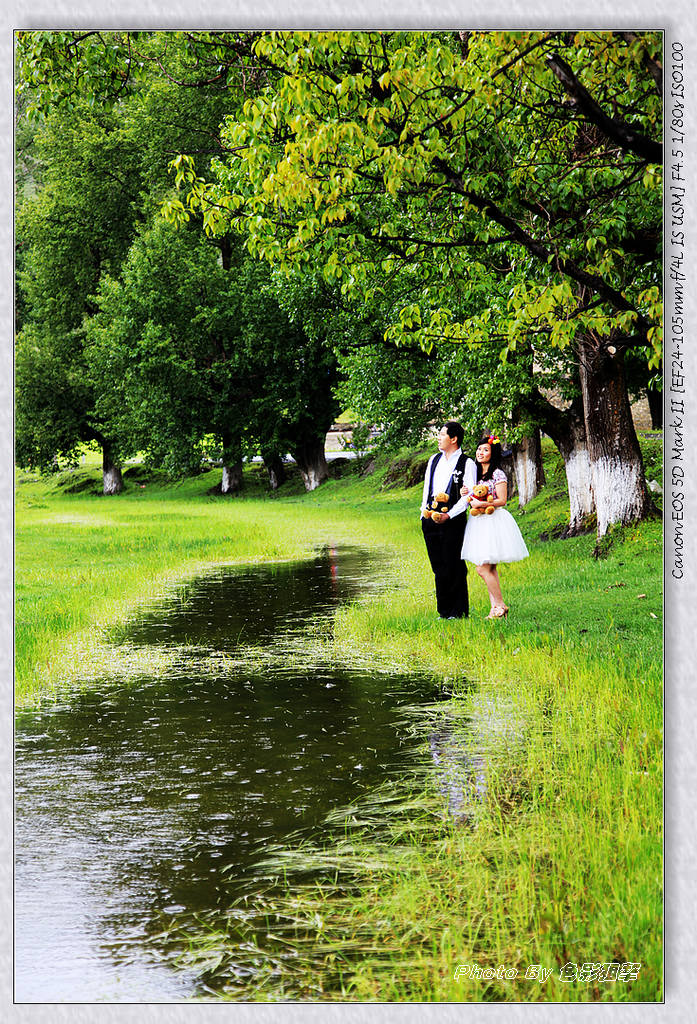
[{"left": 475, "top": 435, "right": 502, "bottom": 481}]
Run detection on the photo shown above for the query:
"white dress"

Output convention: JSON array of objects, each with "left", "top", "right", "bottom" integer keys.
[{"left": 461, "top": 469, "right": 530, "bottom": 566}]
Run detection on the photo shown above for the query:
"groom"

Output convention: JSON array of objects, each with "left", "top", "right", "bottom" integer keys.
[{"left": 420, "top": 421, "right": 476, "bottom": 619}]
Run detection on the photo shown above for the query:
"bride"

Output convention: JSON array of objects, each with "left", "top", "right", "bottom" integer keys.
[{"left": 461, "top": 435, "right": 529, "bottom": 619}]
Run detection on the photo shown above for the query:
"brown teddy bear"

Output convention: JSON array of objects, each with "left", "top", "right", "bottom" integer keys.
[
  {"left": 468, "top": 483, "right": 496, "bottom": 516},
  {"left": 423, "top": 491, "right": 450, "bottom": 522}
]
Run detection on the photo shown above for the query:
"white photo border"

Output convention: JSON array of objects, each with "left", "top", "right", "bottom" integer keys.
[{"left": 3, "top": 4, "right": 691, "bottom": 1021}]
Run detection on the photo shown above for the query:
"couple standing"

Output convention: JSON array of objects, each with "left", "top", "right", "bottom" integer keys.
[{"left": 420, "top": 421, "right": 529, "bottom": 620}]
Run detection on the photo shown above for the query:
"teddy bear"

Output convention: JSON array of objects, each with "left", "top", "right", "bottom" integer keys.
[
  {"left": 423, "top": 491, "right": 450, "bottom": 523},
  {"left": 468, "top": 483, "right": 496, "bottom": 516}
]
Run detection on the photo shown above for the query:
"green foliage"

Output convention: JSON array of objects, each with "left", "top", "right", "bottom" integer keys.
[
  {"left": 85, "top": 220, "right": 339, "bottom": 474},
  {"left": 639, "top": 434, "right": 663, "bottom": 489},
  {"left": 15, "top": 324, "right": 90, "bottom": 471},
  {"left": 16, "top": 32, "right": 340, "bottom": 480},
  {"left": 338, "top": 421, "right": 374, "bottom": 469},
  {"left": 336, "top": 344, "right": 438, "bottom": 450},
  {"left": 85, "top": 221, "right": 230, "bottom": 473},
  {"left": 15, "top": 98, "right": 144, "bottom": 469},
  {"left": 16, "top": 30, "right": 143, "bottom": 116},
  {"left": 174, "top": 31, "right": 661, "bottom": 366},
  {"left": 15, "top": 33, "right": 242, "bottom": 473},
  {"left": 337, "top": 335, "right": 553, "bottom": 453},
  {"left": 158, "top": 29, "right": 663, "bottom": 500},
  {"left": 15, "top": 30, "right": 661, "bottom": 511}
]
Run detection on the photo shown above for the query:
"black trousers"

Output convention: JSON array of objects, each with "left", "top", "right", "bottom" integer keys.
[{"left": 421, "top": 515, "right": 469, "bottom": 618}]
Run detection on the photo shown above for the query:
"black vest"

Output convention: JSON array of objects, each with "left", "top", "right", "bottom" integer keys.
[{"left": 427, "top": 452, "right": 469, "bottom": 511}]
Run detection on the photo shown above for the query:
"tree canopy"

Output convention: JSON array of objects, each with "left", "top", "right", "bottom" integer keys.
[
  {"left": 166, "top": 29, "right": 661, "bottom": 533},
  {"left": 15, "top": 31, "right": 339, "bottom": 491},
  {"left": 171, "top": 31, "right": 661, "bottom": 362}
]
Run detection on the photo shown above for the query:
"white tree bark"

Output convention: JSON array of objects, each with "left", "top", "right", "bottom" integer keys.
[
  {"left": 538, "top": 394, "right": 595, "bottom": 536},
  {"left": 102, "top": 444, "right": 123, "bottom": 495},
  {"left": 102, "top": 463, "right": 123, "bottom": 495},
  {"left": 578, "top": 334, "right": 654, "bottom": 540},
  {"left": 263, "top": 453, "right": 286, "bottom": 491},
  {"left": 298, "top": 463, "right": 325, "bottom": 491},
  {"left": 591, "top": 457, "right": 648, "bottom": 539},
  {"left": 221, "top": 461, "right": 243, "bottom": 494},
  {"left": 564, "top": 444, "right": 595, "bottom": 533},
  {"left": 293, "top": 439, "right": 329, "bottom": 491},
  {"left": 513, "top": 448, "right": 536, "bottom": 505},
  {"left": 512, "top": 431, "right": 544, "bottom": 507}
]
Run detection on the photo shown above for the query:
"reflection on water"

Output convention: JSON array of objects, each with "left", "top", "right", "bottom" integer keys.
[
  {"left": 15, "top": 547, "right": 447, "bottom": 1002},
  {"left": 112, "top": 546, "right": 380, "bottom": 654},
  {"left": 429, "top": 723, "right": 487, "bottom": 822}
]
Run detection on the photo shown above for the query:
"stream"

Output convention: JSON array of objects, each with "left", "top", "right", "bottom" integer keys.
[{"left": 15, "top": 546, "right": 468, "bottom": 1002}]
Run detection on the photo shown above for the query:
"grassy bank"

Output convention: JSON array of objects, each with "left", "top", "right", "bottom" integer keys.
[{"left": 15, "top": 442, "right": 662, "bottom": 1001}]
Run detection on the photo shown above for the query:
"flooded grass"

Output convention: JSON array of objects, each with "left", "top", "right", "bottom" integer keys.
[{"left": 158, "top": 682, "right": 659, "bottom": 1003}]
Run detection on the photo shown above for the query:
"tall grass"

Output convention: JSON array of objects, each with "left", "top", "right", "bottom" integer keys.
[{"left": 15, "top": 441, "right": 662, "bottom": 1001}]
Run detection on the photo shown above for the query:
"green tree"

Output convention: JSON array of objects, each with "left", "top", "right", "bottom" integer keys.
[
  {"left": 174, "top": 30, "right": 661, "bottom": 537},
  {"left": 85, "top": 221, "right": 338, "bottom": 492},
  {"left": 240, "top": 266, "right": 340, "bottom": 491},
  {"left": 17, "top": 30, "right": 662, "bottom": 528},
  {"left": 85, "top": 222, "right": 237, "bottom": 480},
  {"left": 15, "top": 101, "right": 142, "bottom": 490},
  {"left": 16, "top": 32, "right": 339, "bottom": 492}
]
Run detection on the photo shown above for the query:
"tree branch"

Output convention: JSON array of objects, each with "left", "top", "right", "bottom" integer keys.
[
  {"left": 545, "top": 52, "right": 662, "bottom": 163},
  {"left": 432, "top": 159, "right": 650, "bottom": 330}
]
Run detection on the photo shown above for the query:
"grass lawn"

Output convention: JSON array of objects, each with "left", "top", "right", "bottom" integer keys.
[{"left": 14, "top": 439, "right": 662, "bottom": 1001}]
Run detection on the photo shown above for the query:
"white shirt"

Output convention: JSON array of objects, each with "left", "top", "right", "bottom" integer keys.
[{"left": 421, "top": 449, "right": 477, "bottom": 519}]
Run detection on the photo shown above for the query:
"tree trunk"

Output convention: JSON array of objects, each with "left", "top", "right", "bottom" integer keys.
[
  {"left": 499, "top": 451, "right": 516, "bottom": 500},
  {"left": 579, "top": 334, "right": 655, "bottom": 539},
  {"left": 292, "top": 437, "right": 329, "bottom": 491},
  {"left": 219, "top": 430, "right": 244, "bottom": 494},
  {"left": 102, "top": 445, "right": 123, "bottom": 495},
  {"left": 221, "top": 461, "right": 244, "bottom": 494},
  {"left": 218, "top": 234, "right": 232, "bottom": 272},
  {"left": 646, "top": 384, "right": 663, "bottom": 429},
  {"left": 511, "top": 430, "right": 545, "bottom": 507},
  {"left": 263, "top": 452, "right": 286, "bottom": 490},
  {"left": 534, "top": 391, "right": 595, "bottom": 536},
  {"left": 554, "top": 414, "right": 595, "bottom": 537}
]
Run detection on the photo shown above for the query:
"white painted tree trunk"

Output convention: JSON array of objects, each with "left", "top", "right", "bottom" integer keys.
[
  {"left": 512, "top": 431, "right": 545, "bottom": 507},
  {"left": 221, "top": 461, "right": 243, "bottom": 494},
  {"left": 267, "top": 465, "right": 283, "bottom": 490},
  {"left": 263, "top": 453, "right": 286, "bottom": 491},
  {"left": 578, "top": 335, "right": 654, "bottom": 540},
  {"left": 563, "top": 443, "right": 595, "bottom": 533},
  {"left": 102, "top": 464, "right": 123, "bottom": 495},
  {"left": 591, "top": 457, "right": 648, "bottom": 539},
  {"left": 298, "top": 462, "right": 325, "bottom": 491},
  {"left": 102, "top": 448, "right": 123, "bottom": 495},
  {"left": 539, "top": 394, "right": 595, "bottom": 536},
  {"left": 292, "top": 439, "right": 329, "bottom": 492}
]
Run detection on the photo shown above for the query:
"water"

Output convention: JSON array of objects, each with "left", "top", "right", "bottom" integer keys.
[{"left": 15, "top": 547, "right": 452, "bottom": 1002}]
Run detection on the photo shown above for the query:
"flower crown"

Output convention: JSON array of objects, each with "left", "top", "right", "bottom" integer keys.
[{"left": 487, "top": 434, "right": 501, "bottom": 445}]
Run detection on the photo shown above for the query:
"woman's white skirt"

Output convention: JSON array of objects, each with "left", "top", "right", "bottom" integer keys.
[{"left": 461, "top": 507, "right": 529, "bottom": 566}]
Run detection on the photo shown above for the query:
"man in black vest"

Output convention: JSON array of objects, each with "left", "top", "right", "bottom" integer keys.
[{"left": 420, "top": 421, "right": 476, "bottom": 619}]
